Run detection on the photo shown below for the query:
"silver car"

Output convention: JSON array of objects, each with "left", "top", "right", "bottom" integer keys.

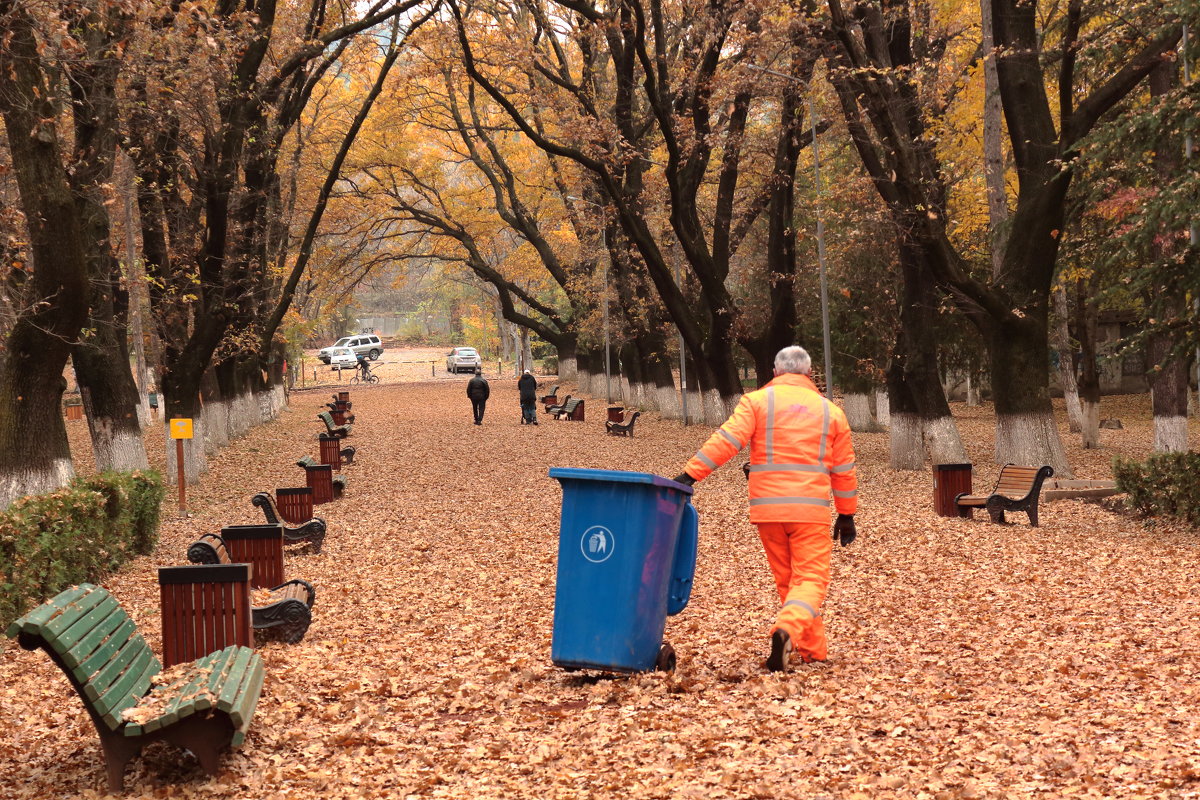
[
  {"left": 319, "top": 334, "right": 383, "bottom": 363},
  {"left": 446, "top": 346, "right": 482, "bottom": 374}
]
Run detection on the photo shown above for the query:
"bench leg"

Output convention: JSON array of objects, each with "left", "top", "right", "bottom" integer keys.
[
  {"left": 986, "top": 506, "right": 1006, "bottom": 524},
  {"left": 100, "top": 735, "right": 142, "bottom": 792},
  {"left": 165, "top": 718, "right": 234, "bottom": 777},
  {"left": 1028, "top": 503, "right": 1039, "bottom": 527}
]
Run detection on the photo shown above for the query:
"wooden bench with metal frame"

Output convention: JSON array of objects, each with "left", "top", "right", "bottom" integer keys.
[
  {"left": 186, "top": 534, "right": 315, "bottom": 643},
  {"left": 6, "top": 584, "right": 264, "bottom": 792},
  {"left": 317, "top": 410, "right": 352, "bottom": 438},
  {"left": 605, "top": 410, "right": 641, "bottom": 437},
  {"left": 318, "top": 433, "right": 356, "bottom": 468},
  {"left": 295, "top": 456, "right": 348, "bottom": 501},
  {"left": 955, "top": 464, "right": 1055, "bottom": 527},
  {"left": 554, "top": 397, "right": 584, "bottom": 420},
  {"left": 250, "top": 491, "right": 327, "bottom": 551},
  {"left": 544, "top": 394, "right": 571, "bottom": 416}
]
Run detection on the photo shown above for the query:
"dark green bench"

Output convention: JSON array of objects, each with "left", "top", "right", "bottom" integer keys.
[
  {"left": 554, "top": 397, "right": 584, "bottom": 420},
  {"left": 250, "top": 492, "right": 327, "bottom": 551},
  {"left": 6, "top": 584, "right": 265, "bottom": 792},
  {"left": 317, "top": 410, "right": 352, "bottom": 438},
  {"left": 294, "top": 456, "right": 347, "bottom": 499},
  {"left": 545, "top": 394, "right": 571, "bottom": 416}
]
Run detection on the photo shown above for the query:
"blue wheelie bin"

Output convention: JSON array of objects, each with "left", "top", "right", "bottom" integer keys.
[{"left": 548, "top": 467, "right": 699, "bottom": 673}]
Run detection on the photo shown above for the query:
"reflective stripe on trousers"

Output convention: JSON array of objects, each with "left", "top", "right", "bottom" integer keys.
[{"left": 757, "top": 521, "right": 831, "bottom": 662}]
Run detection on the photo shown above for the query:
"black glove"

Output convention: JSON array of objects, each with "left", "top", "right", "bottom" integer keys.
[
  {"left": 673, "top": 472, "right": 696, "bottom": 486},
  {"left": 833, "top": 514, "right": 857, "bottom": 547}
]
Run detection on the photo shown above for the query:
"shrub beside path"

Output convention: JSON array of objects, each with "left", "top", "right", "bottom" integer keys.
[{"left": 2, "top": 380, "right": 1198, "bottom": 798}]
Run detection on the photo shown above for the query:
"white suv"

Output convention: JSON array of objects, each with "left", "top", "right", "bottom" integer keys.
[
  {"left": 319, "top": 334, "right": 383, "bottom": 363},
  {"left": 446, "top": 347, "right": 482, "bottom": 374}
]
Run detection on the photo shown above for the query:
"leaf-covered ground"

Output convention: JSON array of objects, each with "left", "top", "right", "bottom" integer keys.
[{"left": 4, "top": 367, "right": 1199, "bottom": 799}]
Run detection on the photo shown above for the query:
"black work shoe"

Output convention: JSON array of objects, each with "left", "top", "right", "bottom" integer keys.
[{"left": 766, "top": 629, "right": 792, "bottom": 673}]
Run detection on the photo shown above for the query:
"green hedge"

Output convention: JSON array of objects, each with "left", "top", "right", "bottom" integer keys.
[
  {"left": 1113, "top": 452, "right": 1200, "bottom": 526},
  {"left": 0, "top": 470, "right": 164, "bottom": 627}
]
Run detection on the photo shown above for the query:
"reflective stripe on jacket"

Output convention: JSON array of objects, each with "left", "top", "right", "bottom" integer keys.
[{"left": 684, "top": 373, "right": 857, "bottom": 523}]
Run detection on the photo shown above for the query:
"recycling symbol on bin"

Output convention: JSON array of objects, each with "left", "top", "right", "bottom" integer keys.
[{"left": 581, "top": 525, "right": 615, "bottom": 563}]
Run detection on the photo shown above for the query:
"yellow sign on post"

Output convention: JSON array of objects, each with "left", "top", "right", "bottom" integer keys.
[{"left": 169, "top": 418, "right": 194, "bottom": 439}]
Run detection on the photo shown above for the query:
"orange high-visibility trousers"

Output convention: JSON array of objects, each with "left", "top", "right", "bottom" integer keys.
[{"left": 757, "top": 521, "right": 832, "bottom": 662}]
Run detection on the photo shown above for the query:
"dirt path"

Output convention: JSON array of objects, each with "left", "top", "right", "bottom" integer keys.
[{"left": 5, "top": 378, "right": 1199, "bottom": 798}]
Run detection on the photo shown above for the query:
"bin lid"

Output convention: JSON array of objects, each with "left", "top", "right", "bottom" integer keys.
[{"left": 549, "top": 467, "right": 694, "bottom": 495}]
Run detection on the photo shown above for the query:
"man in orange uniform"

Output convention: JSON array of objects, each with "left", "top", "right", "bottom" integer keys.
[{"left": 674, "top": 346, "right": 857, "bottom": 672}]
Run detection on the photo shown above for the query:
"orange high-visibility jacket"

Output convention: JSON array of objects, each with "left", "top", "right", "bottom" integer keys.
[{"left": 684, "top": 373, "right": 857, "bottom": 523}]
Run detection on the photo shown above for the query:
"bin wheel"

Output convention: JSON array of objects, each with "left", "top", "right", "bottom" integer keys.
[{"left": 655, "top": 643, "right": 676, "bottom": 673}]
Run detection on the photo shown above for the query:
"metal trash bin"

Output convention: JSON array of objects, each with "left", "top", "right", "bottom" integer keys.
[{"left": 548, "top": 468, "right": 698, "bottom": 673}]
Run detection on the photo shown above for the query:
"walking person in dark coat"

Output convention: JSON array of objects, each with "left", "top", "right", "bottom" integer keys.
[
  {"left": 517, "top": 369, "right": 539, "bottom": 425},
  {"left": 467, "top": 368, "right": 490, "bottom": 425}
]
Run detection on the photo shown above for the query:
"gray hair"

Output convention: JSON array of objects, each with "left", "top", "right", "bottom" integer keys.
[{"left": 774, "top": 346, "right": 812, "bottom": 375}]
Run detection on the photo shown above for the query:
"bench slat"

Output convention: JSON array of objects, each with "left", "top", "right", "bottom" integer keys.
[
  {"left": 956, "top": 496, "right": 987, "bottom": 506},
  {"left": 70, "top": 616, "right": 137, "bottom": 677},
  {"left": 227, "top": 652, "right": 265, "bottom": 732},
  {"left": 92, "top": 638, "right": 159, "bottom": 725},
  {"left": 83, "top": 627, "right": 149, "bottom": 701},
  {"left": 56, "top": 595, "right": 122, "bottom": 654},
  {"left": 5, "top": 585, "right": 91, "bottom": 638},
  {"left": 130, "top": 649, "right": 225, "bottom": 735},
  {"left": 216, "top": 647, "right": 254, "bottom": 716},
  {"left": 42, "top": 585, "right": 109, "bottom": 640}
]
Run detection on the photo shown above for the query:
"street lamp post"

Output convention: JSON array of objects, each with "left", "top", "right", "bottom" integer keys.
[
  {"left": 746, "top": 64, "right": 834, "bottom": 400},
  {"left": 568, "top": 196, "right": 611, "bottom": 403}
]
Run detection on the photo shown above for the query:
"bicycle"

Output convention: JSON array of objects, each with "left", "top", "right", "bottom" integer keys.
[{"left": 349, "top": 360, "right": 380, "bottom": 385}]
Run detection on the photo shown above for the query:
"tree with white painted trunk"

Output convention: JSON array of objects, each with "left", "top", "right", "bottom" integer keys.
[{"left": 0, "top": 0, "right": 100, "bottom": 506}]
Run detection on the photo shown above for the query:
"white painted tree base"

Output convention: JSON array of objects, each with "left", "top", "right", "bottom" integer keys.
[
  {"left": 995, "top": 411, "right": 1073, "bottom": 478},
  {"left": 843, "top": 393, "right": 884, "bottom": 432},
  {"left": 924, "top": 414, "right": 968, "bottom": 464},
  {"left": 889, "top": 412, "right": 924, "bottom": 470},
  {"left": 1153, "top": 415, "right": 1188, "bottom": 453},
  {"left": 0, "top": 459, "right": 75, "bottom": 509},
  {"left": 874, "top": 389, "right": 890, "bottom": 427},
  {"left": 91, "top": 426, "right": 149, "bottom": 472}
]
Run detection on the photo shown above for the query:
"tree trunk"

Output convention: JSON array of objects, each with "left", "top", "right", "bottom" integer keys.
[
  {"left": 989, "top": 315, "right": 1072, "bottom": 475},
  {"left": 74, "top": 340, "right": 148, "bottom": 472},
  {"left": 1052, "top": 286, "right": 1084, "bottom": 434},
  {"left": 843, "top": 393, "right": 884, "bottom": 433},
  {"left": 556, "top": 337, "right": 577, "bottom": 379},
  {"left": 1073, "top": 283, "right": 1102, "bottom": 449},
  {"left": 0, "top": 2, "right": 93, "bottom": 505},
  {"left": 981, "top": 0, "right": 1008, "bottom": 276}
]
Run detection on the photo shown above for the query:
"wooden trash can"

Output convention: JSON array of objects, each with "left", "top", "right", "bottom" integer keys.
[
  {"left": 275, "top": 487, "right": 314, "bottom": 526},
  {"left": 337, "top": 391, "right": 350, "bottom": 403},
  {"left": 331, "top": 409, "right": 347, "bottom": 426},
  {"left": 159, "top": 563, "right": 253, "bottom": 668},
  {"left": 607, "top": 406, "right": 625, "bottom": 423},
  {"left": 318, "top": 433, "right": 342, "bottom": 470},
  {"left": 933, "top": 463, "right": 973, "bottom": 517},
  {"left": 65, "top": 403, "right": 84, "bottom": 421},
  {"left": 304, "top": 463, "right": 334, "bottom": 505},
  {"left": 220, "top": 524, "right": 285, "bottom": 588},
  {"left": 569, "top": 399, "right": 585, "bottom": 421},
  {"left": 541, "top": 394, "right": 558, "bottom": 412}
]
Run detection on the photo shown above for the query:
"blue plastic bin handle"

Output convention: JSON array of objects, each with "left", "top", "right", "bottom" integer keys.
[{"left": 667, "top": 503, "right": 699, "bottom": 616}]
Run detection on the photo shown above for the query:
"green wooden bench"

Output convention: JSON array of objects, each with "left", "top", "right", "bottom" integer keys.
[
  {"left": 6, "top": 584, "right": 265, "bottom": 792},
  {"left": 317, "top": 410, "right": 352, "bottom": 438},
  {"left": 554, "top": 397, "right": 584, "bottom": 420}
]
